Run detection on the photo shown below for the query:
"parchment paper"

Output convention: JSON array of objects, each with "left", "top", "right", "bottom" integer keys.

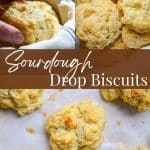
[{"left": 0, "top": 89, "right": 149, "bottom": 150}]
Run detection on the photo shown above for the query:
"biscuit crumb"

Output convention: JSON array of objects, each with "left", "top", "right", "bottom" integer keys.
[
  {"left": 48, "top": 93, "right": 57, "bottom": 101},
  {"left": 116, "top": 120, "right": 121, "bottom": 126},
  {"left": 42, "top": 112, "right": 47, "bottom": 117},
  {"left": 26, "top": 128, "right": 35, "bottom": 134}
]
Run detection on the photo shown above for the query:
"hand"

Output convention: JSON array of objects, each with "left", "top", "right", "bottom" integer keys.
[
  {"left": 0, "top": 0, "right": 24, "bottom": 45},
  {"left": 0, "top": 21, "right": 24, "bottom": 45},
  {"left": 0, "top": 0, "right": 24, "bottom": 5}
]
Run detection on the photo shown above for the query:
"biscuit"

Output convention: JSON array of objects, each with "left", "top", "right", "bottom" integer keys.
[
  {"left": 101, "top": 89, "right": 150, "bottom": 111},
  {"left": 122, "top": 89, "right": 150, "bottom": 111},
  {"left": 101, "top": 89, "right": 121, "bottom": 101},
  {"left": 119, "top": 147, "right": 150, "bottom": 150},
  {"left": 122, "top": 26, "right": 150, "bottom": 49},
  {"left": 2, "top": 1, "right": 62, "bottom": 44},
  {"left": 106, "top": 36, "right": 128, "bottom": 49},
  {"left": 118, "top": 0, "right": 150, "bottom": 33},
  {"left": 46, "top": 100, "right": 106, "bottom": 150},
  {"left": 76, "top": 3, "right": 97, "bottom": 27},
  {"left": 76, "top": 0, "right": 121, "bottom": 49},
  {"left": 76, "top": 0, "right": 99, "bottom": 5},
  {"left": 0, "top": 89, "right": 42, "bottom": 116}
]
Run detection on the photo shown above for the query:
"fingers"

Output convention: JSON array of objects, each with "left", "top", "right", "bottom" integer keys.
[
  {"left": 0, "top": 0, "right": 14, "bottom": 4},
  {"left": 0, "top": 0, "right": 25, "bottom": 5},
  {"left": 0, "top": 21, "right": 24, "bottom": 45}
]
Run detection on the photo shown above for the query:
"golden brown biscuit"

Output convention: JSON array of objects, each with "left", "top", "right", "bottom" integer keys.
[
  {"left": 106, "top": 36, "right": 128, "bottom": 49},
  {"left": 101, "top": 89, "right": 121, "bottom": 101},
  {"left": 118, "top": 0, "right": 150, "bottom": 33},
  {"left": 119, "top": 146, "right": 150, "bottom": 150},
  {"left": 101, "top": 89, "right": 150, "bottom": 111},
  {"left": 122, "top": 26, "right": 150, "bottom": 49},
  {"left": 122, "top": 89, "right": 150, "bottom": 111},
  {"left": 46, "top": 100, "right": 106, "bottom": 150},
  {"left": 76, "top": 0, "right": 121, "bottom": 49},
  {"left": 0, "top": 89, "right": 42, "bottom": 116},
  {"left": 76, "top": 0, "right": 100, "bottom": 5},
  {"left": 76, "top": 3, "right": 97, "bottom": 27},
  {"left": 2, "top": 1, "right": 62, "bottom": 45}
]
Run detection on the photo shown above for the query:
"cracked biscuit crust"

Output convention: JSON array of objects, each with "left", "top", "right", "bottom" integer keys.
[
  {"left": 76, "top": 0, "right": 121, "bottom": 49},
  {"left": 118, "top": 0, "right": 150, "bottom": 33},
  {"left": 46, "top": 100, "right": 106, "bottom": 150},
  {"left": 0, "top": 89, "right": 42, "bottom": 116},
  {"left": 122, "top": 89, "right": 150, "bottom": 111},
  {"left": 122, "top": 26, "right": 150, "bottom": 49},
  {"left": 2, "top": 1, "right": 62, "bottom": 44},
  {"left": 106, "top": 36, "right": 128, "bottom": 49},
  {"left": 101, "top": 89, "right": 150, "bottom": 111}
]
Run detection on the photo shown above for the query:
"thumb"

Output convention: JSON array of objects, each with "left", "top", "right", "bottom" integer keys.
[{"left": 0, "top": 21, "right": 24, "bottom": 45}]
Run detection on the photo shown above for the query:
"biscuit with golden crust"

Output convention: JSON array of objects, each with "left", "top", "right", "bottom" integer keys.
[
  {"left": 118, "top": 0, "right": 150, "bottom": 33},
  {"left": 101, "top": 89, "right": 121, "bottom": 101},
  {"left": 2, "top": 1, "right": 62, "bottom": 45},
  {"left": 101, "top": 89, "right": 150, "bottom": 111},
  {"left": 0, "top": 89, "right": 42, "bottom": 116},
  {"left": 46, "top": 100, "right": 106, "bottom": 150},
  {"left": 76, "top": 0, "right": 121, "bottom": 49},
  {"left": 122, "top": 89, "right": 150, "bottom": 111},
  {"left": 106, "top": 36, "right": 128, "bottom": 49},
  {"left": 119, "top": 146, "right": 150, "bottom": 150},
  {"left": 122, "top": 26, "right": 150, "bottom": 49},
  {"left": 76, "top": 0, "right": 102, "bottom": 5}
]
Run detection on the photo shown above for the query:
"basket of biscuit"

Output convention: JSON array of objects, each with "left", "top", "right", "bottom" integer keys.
[{"left": 0, "top": 0, "right": 75, "bottom": 49}]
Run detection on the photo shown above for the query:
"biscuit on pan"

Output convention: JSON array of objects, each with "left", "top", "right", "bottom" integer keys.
[
  {"left": 76, "top": 0, "right": 121, "bottom": 49},
  {"left": 46, "top": 100, "right": 106, "bottom": 150},
  {"left": 122, "top": 26, "right": 150, "bottom": 49},
  {"left": 101, "top": 89, "right": 121, "bottom": 101},
  {"left": 2, "top": 1, "right": 62, "bottom": 45},
  {"left": 0, "top": 89, "right": 42, "bottom": 116},
  {"left": 119, "top": 147, "right": 150, "bottom": 150},
  {"left": 122, "top": 89, "right": 150, "bottom": 111},
  {"left": 118, "top": 0, "right": 150, "bottom": 33},
  {"left": 101, "top": 89, "right": 150, "bottom": 111}
]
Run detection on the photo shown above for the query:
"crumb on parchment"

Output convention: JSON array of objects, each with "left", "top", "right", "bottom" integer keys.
[
  {"left": 116, "top": 120, "right": 121, "bottom": 126},
  {"left": 48, "top": 93, "right": 58, "bottom": 101},
  {"left": 26, "top": 128, "right": 35, "bottom": 134},
  {"left": 42, "top": 112, "right": 47, "bottom": 117}
]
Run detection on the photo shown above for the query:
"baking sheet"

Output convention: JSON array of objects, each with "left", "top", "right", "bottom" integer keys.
[{"left": 0, "top": 89, "right": 149, "bottom": 150}]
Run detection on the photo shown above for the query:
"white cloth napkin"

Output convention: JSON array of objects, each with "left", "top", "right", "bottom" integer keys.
[
  {"left": 142, "top": 46, "right": 150, "bottom": 49},
  {"left": 58, "top": 0, "right": 75, "bottom": 24}
]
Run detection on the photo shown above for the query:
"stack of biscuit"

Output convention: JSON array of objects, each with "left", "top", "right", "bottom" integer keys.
[{"left": 76, "top": 0, "right": 150, "bottom": 49}]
